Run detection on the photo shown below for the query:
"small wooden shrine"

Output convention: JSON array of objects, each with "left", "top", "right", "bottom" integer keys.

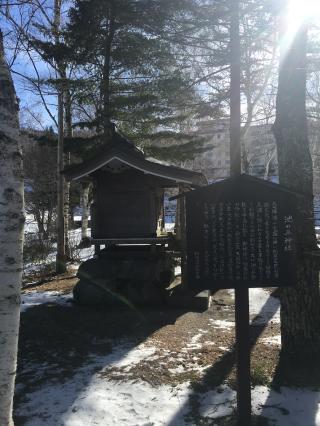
[
  {"left": 63, "top": 129, "right": 207, "bottom": 306},
  {"left": 64, "top": 129, "right": 206, "bottom": 247}
]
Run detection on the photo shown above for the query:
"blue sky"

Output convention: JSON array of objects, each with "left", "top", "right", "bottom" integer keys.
[{"left": 2, "top": 3, "right": 63, "bottom": 130}]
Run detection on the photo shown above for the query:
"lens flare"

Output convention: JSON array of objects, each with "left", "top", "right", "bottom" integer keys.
[{"left": 281, "top": 0, "right": 320, "bottom": 56}]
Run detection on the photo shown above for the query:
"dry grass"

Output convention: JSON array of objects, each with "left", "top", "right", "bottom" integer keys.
[{"left": 22, "top": 275, "right": 78, "bottom": 294}]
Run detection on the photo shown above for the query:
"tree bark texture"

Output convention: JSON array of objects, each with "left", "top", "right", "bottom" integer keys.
[
  {"left": 230, "top": 0, "right": 241, "bottom": 177},
  {"left": 54, "top": 0, "right": 66, "bottom": 273},
  {"left": 56, "top": 87, "right": 66, "bottom": 273},
  {"left": 101, "top": 6, "right": 115, "bottom": 138},
  {"left": 273, "top": 22, "right": 320, "bottom": 360},
  {"left": 0, "top": 33, "right": 24, "bottom": 426},
  {"left": 64, "top": 86, "right": 72, "bottom": 258},
  {"left": 80, "top": 181, "right": 91, "bottom": 240}
]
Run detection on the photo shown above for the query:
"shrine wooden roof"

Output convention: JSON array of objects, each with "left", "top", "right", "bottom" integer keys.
[{"left": 63, "top": 131, "right": 207, "bottom": 186}]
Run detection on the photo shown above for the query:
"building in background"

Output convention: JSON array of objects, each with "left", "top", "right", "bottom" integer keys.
[{"left": 188, "top": 120, "right": 320, "bottom": 195}]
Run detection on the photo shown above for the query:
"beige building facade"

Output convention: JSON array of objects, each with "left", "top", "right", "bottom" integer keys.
[{"left": 188, "top": 120, "right": 320, "bottom": 194}]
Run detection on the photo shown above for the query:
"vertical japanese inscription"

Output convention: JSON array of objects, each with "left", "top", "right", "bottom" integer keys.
[
  {"left": 210, "top": 203, "right": 219, "bottom": 280},
  {"left": 187, "top": 179, "right": 296, "bottom": 290},
  {"left": 256, "top": 202, "right": 264, "bottom": 280},
  {"left": 234, "top": 202, "right": 241, "bottom": 280},
  {"left": 284, "top": 215, "right": 294, "bottom": 252},
  {"left": 203, "top": 203, "right": 210, "bottom": 277},
  {"left": 192, "top": 199, "right": 283, "bottom": 285},
  {"left": 264, "top": 202, "right": 272, "bottom": 279},
  {"left": 218, "top": 203, "right": 225, "bottom": 279},
  {"left": 241, "top": 202, "right": 249, "bottom": 281},
  {"left": 248, "top": 202, "right": 256, "bottom": 281},
  {"left": 226, "top": 202, "right": 233, "bottom": 280},
  {"left": 271, "top": 202, "right": 279, "bottom": 279}
]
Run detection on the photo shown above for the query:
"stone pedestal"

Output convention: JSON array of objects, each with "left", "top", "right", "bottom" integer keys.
[{"left": 73, "top": 247, "right": 175, "bottom": 306}]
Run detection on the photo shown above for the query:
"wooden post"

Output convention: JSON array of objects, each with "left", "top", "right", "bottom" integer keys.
[
  {"left": 230, "top": 0, "right": 252, "bottom": 423},
  {"left": 94, "top": 244, "right": 101, "bottom": 256},
  {"left": 179, "top": 185, "right": 188, "bottom": 287},
  {"left": 235, "top": 287, "right": 251, "bottom": 425}
]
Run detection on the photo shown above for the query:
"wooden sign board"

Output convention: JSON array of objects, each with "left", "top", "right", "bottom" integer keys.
[{"left": 186, "top": 175, "right": 298, "bottom": 291}]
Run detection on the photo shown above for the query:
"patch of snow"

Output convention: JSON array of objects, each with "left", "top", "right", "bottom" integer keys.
[
  {"left": 209, "top": 319, "right": 235, "bottom": 329},
  {"left": 185, "top": 331, "right": 209, "bottom": 350},
  {"left": 73, "top": 215, "right": 91, "bottom": 222},
  {"left": 227, "top": 288, "right": 280, "bottom": 325},
  {"left": 199, "top": 385, "right": 236, "bottom": 419},
  {"left": 165, "top": 222, "right": 175, "bottom": 232},
  {"left": 249, "top": 288, "right": 280, "bottom": 325},
  {"left": 175, "top": 266, "right": 181, "bottom": 276},
  {"left": 15, "top": 335, "right": 320, "bottom": 426},
  {"left": 99, "top": 343, "right": 157, "bottom": 371},
  {"left": 15, "top": 342, "right": 192, "bottom": 426},
  {"left": 186, "top": 343, "right": 203, "bottom": 350},
  {"left": 21, "top": 291, "right": 72, "bottom": 312},
  {"left": 252, "top": 386, "right": 320, "bottom": 426},
  {"left": 169, "top": 359, "right": 210, "bottom": 375},
  {"left": 168, "top": 365, "right": 186, "bottom": 374},
  {"left": 23, "top": 227, "right": 94, "bottom": 282},
  {"left": 190, "top": 333, "right": 205, "bottom": 344},
  {"left": 24, "top": 214, "right": 38, "bottom": 233},
  {"left": 79, "top": 245, "right": 95, "bottom": 262},
  {"left": 199, "top": 384, "right": 320, "bottom": 426},
  {"left": 63, "top": 380, "right": 192, "bottom": 426},
  {"left": 261, "top": 335, "right": 281, "bottom": 346}
]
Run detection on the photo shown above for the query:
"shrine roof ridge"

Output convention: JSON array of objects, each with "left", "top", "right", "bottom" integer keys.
[{"left": 62, "top": 130, "right": 207, "bottom": 186}]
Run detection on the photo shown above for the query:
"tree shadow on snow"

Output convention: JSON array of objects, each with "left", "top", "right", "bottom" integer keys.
[
  {"left": 258, "top": 347, "right": 320, "bottom": 425},
  {"left": 14, "top": 288, "right": 319, "bottom": 426},
  {"left": 166, "top": 289, "right": 290, "bottom": 425},
  {"left": 13, "top": 299, "right": 191, "bottom": 425}
]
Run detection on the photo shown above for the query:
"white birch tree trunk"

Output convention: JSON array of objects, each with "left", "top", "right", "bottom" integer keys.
[{"left": 0, "top": 32, "right": 24, "bottom": 426}]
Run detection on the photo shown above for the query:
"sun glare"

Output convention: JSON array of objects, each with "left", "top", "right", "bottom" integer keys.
[
  {"left": 287, "top": 0, "right": 320, "bottom": 32},
  {"left": 281, "top": 0, "right": 320, "bottom": 55}
]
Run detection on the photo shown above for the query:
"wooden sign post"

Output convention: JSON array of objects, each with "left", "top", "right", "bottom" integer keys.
[{"left": 184, "top": 175, "right": 298, "bottom": 425}]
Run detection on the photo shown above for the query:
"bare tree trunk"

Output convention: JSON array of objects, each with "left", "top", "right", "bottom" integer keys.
[
  {"left": 0, "top": 31, "right": 24, "bottom": 426},
  {"left": 273, "top": 16, "right": 320, "bottom": 360},
  {"left": 230, "top": 0, "right": 241, "bottom": 178},
  {"left": 101, "top": 6, "right": 115, "bottom": 138},
  {"left": 54, "top": 0, "right": 66, "bottom": 273},
  {"left": 63, "top": 177, "right": 70, "bottom": 258},
  {"left": 80, "top": 181, "right": 91, "bottom": 240},
  {"left": 64, "top": 85, "right": 72, "bottom": 258},
  {"left": 56, "top": 86, "right": 66, "bottom": 273}
]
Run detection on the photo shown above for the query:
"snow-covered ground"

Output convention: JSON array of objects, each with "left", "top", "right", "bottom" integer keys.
[
  {"left": 23, "top": 216, "right": 94, "bottom": 278},
  {"left": 20, "top": 291, "right": 73, "bottom": 312},
  {"left": 15, "top": 333, "right": 320, "bottom": 426},
  {"left": 16, "top": 286, "right": 320, "bottom": 425}
]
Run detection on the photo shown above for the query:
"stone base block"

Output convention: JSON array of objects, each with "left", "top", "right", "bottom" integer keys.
[{"left": 73, "top": 248, "right": 175, "bottom": 306}]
